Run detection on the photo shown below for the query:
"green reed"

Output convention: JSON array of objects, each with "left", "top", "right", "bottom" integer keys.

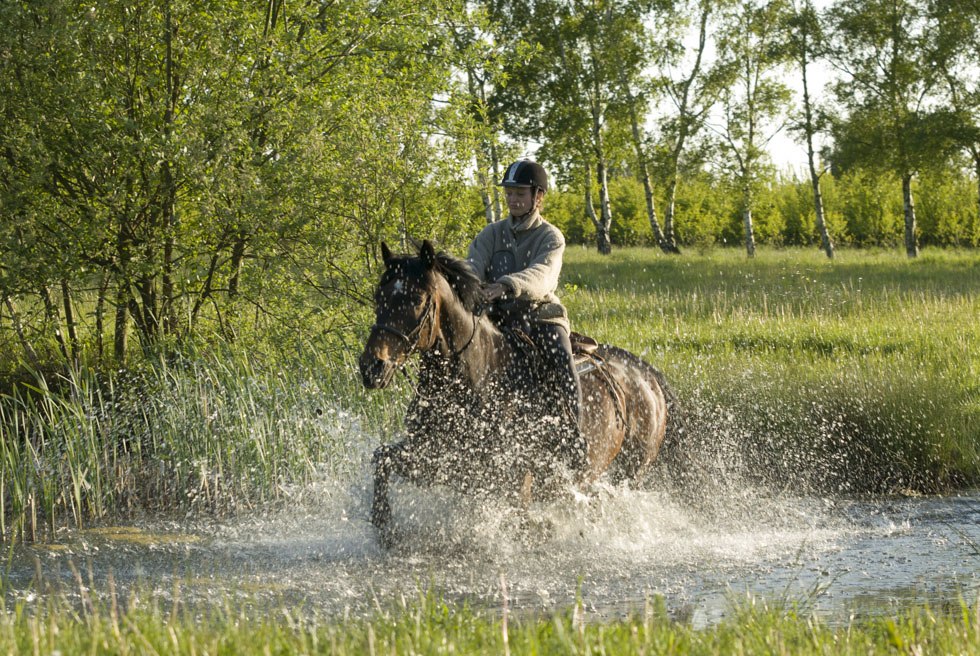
[{"left": 0, "top": 345, "right": 385, "bottom": 541}]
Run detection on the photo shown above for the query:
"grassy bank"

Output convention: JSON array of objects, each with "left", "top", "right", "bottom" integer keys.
[
  {"left": 0, "top": 589, "right": 977, "bottom": 655},
  {"left": 563, "top": 247, "right": 980, "bottom": 494},
  {"left": 1, "top": 247, "right": 978, "bottom": 540}
]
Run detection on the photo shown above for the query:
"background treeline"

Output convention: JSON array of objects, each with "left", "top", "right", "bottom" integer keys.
[
  {"left": 548, "top": 169, "right": 980, "bottom": 249},
  {"left": 2, "top": 0, "right": 980, "bottom": 372}
]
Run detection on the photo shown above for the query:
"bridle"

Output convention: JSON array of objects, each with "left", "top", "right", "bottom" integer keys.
[
  {"left": 370, "top": 286, "right": 478, "bottom": 360},
  {"left": 370, "top": 295, "right": 436, "bottom": 359}
]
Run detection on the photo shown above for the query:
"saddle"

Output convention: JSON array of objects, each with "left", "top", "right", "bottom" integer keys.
[{"left": 485, "top": 299, "right": 601, "bottom": 374}]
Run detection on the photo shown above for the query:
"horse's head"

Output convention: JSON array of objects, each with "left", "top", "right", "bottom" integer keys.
[{"left": 359, "top": 241, "right": 443, "bottom": 389}]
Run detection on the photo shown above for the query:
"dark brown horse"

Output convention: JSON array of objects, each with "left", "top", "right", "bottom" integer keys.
[{"left": 359, "top": 241, "right": 682, "bottom": 541}]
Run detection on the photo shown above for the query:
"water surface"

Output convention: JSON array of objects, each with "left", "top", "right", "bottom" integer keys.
[{"left": 9, "top": 476, "right": 979, "bottom": 626}]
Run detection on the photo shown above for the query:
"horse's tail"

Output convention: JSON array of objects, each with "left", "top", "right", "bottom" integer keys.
[{"left": 598, "top": 345, "right": 689, "bottom": 480}]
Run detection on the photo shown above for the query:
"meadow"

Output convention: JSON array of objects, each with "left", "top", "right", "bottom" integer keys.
[
  {"left": 563, "top": 247, "right": 980, "bottom": 495},
  {"left": 0, "top": 247, "right": 978, "bottom": 541}
]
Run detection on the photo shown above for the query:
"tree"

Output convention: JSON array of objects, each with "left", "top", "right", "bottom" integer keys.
[
  {"left": 927, "top": 0, "right": 980, "bottom": 226},
  {"left": 489, "top": 0, "right": 656, "bottom": 254},
  {"left": 827, "top": 0, "right": 960, "bottom": 257},
  {"left": 0, "top": 0, "right": 479, "bottom": 366},
  {"left": 653, "top": 0, "right": 727, "bottom": 255},
  {"left": 785, "top": 0, "right": 835, "bottom": 258},
  {"left": 614, "top": 0, "right": 684, "bottom": 254},
  {"left": 712, "top": 0, "right": 793, "bottom": 257}
]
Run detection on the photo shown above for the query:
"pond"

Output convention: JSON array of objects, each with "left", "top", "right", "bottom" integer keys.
[{"left": 6, "top": 473, "right": 978, "bottom": 626}]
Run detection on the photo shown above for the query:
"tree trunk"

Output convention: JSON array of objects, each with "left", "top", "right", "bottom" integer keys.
[
  {"left": 229, "top": 233, "right": 247, "bottom": 298},
  {"left": 590, "top": 73, "right": 613, "bottom": 255},
  {"left": 161, "top": 0, "right": 178, "bottom": 335},
  {"left": 95, "top": 272, "right": 110, "bottom": 363},
  {"left": 595, "top": 157, "right": 613, "bottom": 255},
  {"left": 61, "top": 279, "right": 79, "bottom": 364},
  {"left": 663, "top": 175, "right": 681, "bottom": 253},
  {"left": 742, "top": 186, "right": 756, "bottom": 258},
  {"left": 902, "top": 173, "right": 918, "bottom": 258},
  {"left": 467, "top": 67, "right": 499, "bottom": 225},
  {"left": 584, "top": 162, "right": 611, "bottom": 254},
  {"left": 478, "top": 173, "right": 495, "bottom": 224},
  {"left": 40, "top": 285, "right": 70, "bottom": 363},
  {"left": 811, "top": 171, "right": 833, "bottom": 259},
  {"left": 624, "top": 81, "right": 674, "bottom": 253},
  {"left": 800, "top": 40, "right": 833, "bottom": 259},
  {"left": 114, "top": 285, "right": 129, "bottom": 362},
  {"left": 489, "top": 141, "right": 503, "bottom": 222},
  {"left": 974, "top": 153, "right": 980, "bottom": 228}
]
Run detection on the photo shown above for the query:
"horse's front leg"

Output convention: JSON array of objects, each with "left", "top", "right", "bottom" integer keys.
[{"left": 371, "top": 442, "right": 404, "bottom": 541}]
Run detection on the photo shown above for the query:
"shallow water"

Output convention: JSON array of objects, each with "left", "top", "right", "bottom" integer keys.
[{"left": 7, "top": 471, "right": 979, "bottom": 626}]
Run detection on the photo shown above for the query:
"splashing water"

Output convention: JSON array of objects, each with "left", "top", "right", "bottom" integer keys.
[{"left": 7, "top": 416, "right": 980, "bottom": 628}]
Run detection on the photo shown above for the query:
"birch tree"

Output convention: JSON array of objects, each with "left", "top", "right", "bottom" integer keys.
[
  {"left": 785, "top": 0, "right": 834, "bottom": 258},
  {"left": 654, "top": 0, "right": 727, "bottom": 255},
  {"left": 712, "top": 0, "right": 793, "bottom": 257},
  {"left": 927, "top": 0, "right": 980, "bottom": 226},
  {"left": 827, "top": 0, "right": 959, "bottom": 258}
]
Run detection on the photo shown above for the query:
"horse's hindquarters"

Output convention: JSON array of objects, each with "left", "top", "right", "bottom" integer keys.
[{"left": 580, "top": 346, "right": 669, "bottom": 484}]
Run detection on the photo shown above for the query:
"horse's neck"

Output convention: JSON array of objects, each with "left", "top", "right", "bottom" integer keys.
[{"left": 434, "top": 298, "right": 509, "bottom": 389}]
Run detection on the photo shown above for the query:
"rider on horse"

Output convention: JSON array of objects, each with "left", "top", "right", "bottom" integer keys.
[{"left": 467, "top": 159, "right": 586, "bottom": 472}]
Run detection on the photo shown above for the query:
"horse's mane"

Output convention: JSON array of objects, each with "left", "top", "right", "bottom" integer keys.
[
  {"left": 379, "top": 248, "right": 482, "bottom": 313},
  {"left": 433, "top": 251, "right": 482, "bottom": 312}
]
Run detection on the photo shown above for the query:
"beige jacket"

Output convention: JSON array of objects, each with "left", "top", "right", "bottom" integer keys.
[{"left": 467, "top": 212, "right": 570, "bottom": 332}]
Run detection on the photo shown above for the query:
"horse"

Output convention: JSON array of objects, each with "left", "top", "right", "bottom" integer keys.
[{"left": 358, "top": 240, "right": 683, "bottom": 543}]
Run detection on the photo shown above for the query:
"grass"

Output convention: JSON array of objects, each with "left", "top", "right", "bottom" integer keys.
[
  {"left": 562, "top": 246, "right": 980, "bottom": 495},
  {"left": 0, "top": 585, "right": 977, "bottom": 655},
  {"left": 0, "top": 246, "right": 978, "bottom": 540}
]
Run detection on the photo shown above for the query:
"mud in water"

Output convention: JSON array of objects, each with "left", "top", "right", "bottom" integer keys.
[{"left": 6, "top": 475, "right": 979, "bottom": 626}]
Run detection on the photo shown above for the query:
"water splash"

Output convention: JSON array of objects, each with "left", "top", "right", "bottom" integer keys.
[{"left": 5, "top": 420, "right": 979, "bottom": 627}]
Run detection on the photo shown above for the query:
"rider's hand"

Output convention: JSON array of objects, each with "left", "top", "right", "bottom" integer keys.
[{"left": 479, "top": 282, "right": 508, "bottom": 305}]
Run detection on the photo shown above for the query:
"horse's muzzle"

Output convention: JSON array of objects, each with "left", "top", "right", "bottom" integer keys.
[{"left": 359, "top": 353, "right": 396, "bottom": 389}]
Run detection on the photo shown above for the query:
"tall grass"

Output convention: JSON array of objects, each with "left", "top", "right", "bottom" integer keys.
[
  {"left": 0, "top": 345, "right": 392, "bottom": 541},
  {"left": 563, "top": 247, "right": 980, "bottom": 494},
  {"left": 1, "top": 247, "right": 978, "bottom": 541},
  {"left": 0, "top": 583, "right": 977, "bottom": 655}
]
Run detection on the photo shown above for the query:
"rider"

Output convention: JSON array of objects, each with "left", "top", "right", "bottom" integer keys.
[{"left": 467, "top": 159, "right": 586, "bottom": 473}]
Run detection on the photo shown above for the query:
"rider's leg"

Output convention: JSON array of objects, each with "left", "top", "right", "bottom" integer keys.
[{"left": 530, "top": 323, "right": 586, "bottom": 472}]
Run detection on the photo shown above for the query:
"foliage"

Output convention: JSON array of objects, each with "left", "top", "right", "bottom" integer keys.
[{"left": 0, "top": 0, "right": 480, "bottom": 364}]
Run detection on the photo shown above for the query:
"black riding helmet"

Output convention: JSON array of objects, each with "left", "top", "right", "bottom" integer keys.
[{"left": 500, "top": 159, "right": 549, "bottom": 193}]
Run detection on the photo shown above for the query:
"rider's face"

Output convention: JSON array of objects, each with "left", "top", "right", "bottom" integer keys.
[{"left": 505, "top": 186, "right": 536, "bottom": 217}]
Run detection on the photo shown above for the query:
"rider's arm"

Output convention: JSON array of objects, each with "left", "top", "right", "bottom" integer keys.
[
  {"left": 496, "top": 229, "right": 564, "bottom": 300},
  {"left": 466, "top": 225, "right": 495, "bottom": 283}
]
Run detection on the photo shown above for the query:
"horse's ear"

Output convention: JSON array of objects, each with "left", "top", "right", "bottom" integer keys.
[
  {"left": 381, "top": 242, "right": 393, "bottom": 264},
  {"left": 419, "top": 240, "right": 436, "bottom": 270}
]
